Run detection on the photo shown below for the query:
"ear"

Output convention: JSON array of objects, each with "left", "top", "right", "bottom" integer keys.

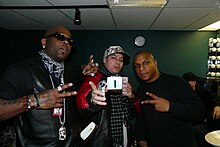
[
  {"left": 103, "top": 57, "right": 106, "bottom": 63},
  {"left": 155, "top": 60, "right": 158, "bottom": 67},
  {"left": 41, "top": 38, "right": 46, "bottom": 47}
]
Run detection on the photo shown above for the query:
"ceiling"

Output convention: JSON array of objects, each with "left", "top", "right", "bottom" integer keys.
[{"left": 0, "top": 0, "right": 220, "bottom": 31}]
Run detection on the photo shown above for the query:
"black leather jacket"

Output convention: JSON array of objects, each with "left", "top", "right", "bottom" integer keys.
[
  {"left": 77, "top": 70, "right": 136, "bottom": 147},
  {"left": 0, "top": 56, "right": 82, "bottom": 147}
]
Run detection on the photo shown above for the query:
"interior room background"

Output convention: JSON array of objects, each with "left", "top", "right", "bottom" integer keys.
[{"left": 0, "top": 28, "right": 219, "bottom": 89}]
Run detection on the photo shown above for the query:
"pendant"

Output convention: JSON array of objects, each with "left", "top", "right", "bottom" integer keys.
[
  {"left": 52, "top": 108, "right": 62, "bottom": 116},
  {"left": 59, "top": 126, "right": 66, "bottom": 140}
]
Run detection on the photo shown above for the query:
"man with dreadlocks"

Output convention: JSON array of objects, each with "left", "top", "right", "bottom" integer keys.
[{"left": 76, "top": 46, "right": 137, "bottom": 147}]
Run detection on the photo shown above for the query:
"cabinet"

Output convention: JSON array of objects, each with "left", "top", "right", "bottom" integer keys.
[{"left": 207, "top": 38, "right": 220, "bottom": 78}]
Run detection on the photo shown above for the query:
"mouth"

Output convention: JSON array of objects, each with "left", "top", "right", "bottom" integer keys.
[
  {"left": 59, "top": 47, "right": 68, "bottom": 54},
  {"left": 113, "top": 66, "right": 121, "bottom": 70},
  {"left": 140, "top": 72, "right": 148, "bottom": 78}
]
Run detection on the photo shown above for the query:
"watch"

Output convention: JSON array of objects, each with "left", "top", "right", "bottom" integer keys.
[{"left": 134, "top": 35, "right": 146, "bottom": 47}]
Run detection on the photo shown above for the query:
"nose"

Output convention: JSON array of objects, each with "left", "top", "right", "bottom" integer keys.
[
  {"left": 62, "top": 40, "right": 69, "bottom": 46},
  {"left": 115, "top": 59, "right": 120, "bottom": 64},
  {"left": 139, "top": 64, "right": 144, "bottom": 70}
]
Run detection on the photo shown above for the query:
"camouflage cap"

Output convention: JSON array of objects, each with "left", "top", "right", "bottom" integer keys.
[{"left": 103, "top": 46, "right": 130, "bottom": 64}]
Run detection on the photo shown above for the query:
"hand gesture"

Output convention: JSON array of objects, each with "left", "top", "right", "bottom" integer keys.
[
  {"left": 89, "top": 81, "right": 107, "bottom": 106},
  {"left": 82, "top": 55, "right": 99, "bottom": 76},
  {"left": 141, "top": 92, "right": 170, "bottom": 112},
  {"left": 37, "top": 83, "right": 77, "bottom": 109}
]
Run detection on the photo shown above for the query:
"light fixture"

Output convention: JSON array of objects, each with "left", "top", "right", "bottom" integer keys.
[
  {"left": 198, "top": 20, "right": 220, "bottom": 31},
  {"left": 74, "top": 8, "right": 81, "bottom": 25},
  {"left": 108, "top": 0, "right": 167, "bottom": 8}
]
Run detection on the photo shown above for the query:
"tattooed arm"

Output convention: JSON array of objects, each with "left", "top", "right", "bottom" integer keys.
[
  {"left": 0, "top": 83, "right": 77, "bottom": 122},
  {"left": 0, "top": 98, "right": 25, "bottom": 121}
]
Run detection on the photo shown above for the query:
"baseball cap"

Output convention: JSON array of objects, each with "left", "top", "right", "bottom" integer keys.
[
  {"left": 103, "top": 46, "right": 130, "bottom": 64},
  {"left": 182, "top": 72, "right": 197, "bottom": 81}
]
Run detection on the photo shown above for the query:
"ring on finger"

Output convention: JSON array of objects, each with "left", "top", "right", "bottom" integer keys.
[
  {"left": 57, "top": 86, "right": 62, "bottom": 92},
  {"left": 95, "top": 63, "right": 99, "bottom": 67}
]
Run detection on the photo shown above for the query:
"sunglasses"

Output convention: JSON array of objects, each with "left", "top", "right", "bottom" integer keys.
[{"left": 46, "top": 32, "right": 73, "bottom": 46}]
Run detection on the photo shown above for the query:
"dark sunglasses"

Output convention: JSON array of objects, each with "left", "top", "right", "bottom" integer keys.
[{"left": 46, "top": 32, "right": 73, "bottom": 46}]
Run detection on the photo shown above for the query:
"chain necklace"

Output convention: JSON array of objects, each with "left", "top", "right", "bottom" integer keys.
[{"left": 49, "top": 75, "right": 66, "bottom": 140}]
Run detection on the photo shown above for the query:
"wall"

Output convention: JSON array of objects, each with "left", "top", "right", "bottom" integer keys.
[
  {"left": 70, "top": 30, "right": 216, "bottom": 89},
  {"left": 0, "top": 28, "right": 216, "bottom": 89},
  {"left": 217, "top": 30, "right": 220, "bottom": 38}
]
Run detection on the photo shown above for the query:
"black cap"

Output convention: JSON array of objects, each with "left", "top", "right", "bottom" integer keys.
[{"left": 182, "top": 72, "right": 197, "bottom": 81}]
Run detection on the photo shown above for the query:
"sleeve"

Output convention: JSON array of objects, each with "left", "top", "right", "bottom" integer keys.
[
  {"left": 0, "top": 65, "right": 30, "bottom": 100},
  {"left": 168, "top": 78, "right": 205, "bottom": 123},
  {"left": 76, "top": 72, "right": 103, "bottom": 111}
]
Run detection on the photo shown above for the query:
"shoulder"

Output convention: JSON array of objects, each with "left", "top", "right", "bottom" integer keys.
[
  {"left": 159, "top": 73, "right": 190, "bottom": 91},
  {"left": 4, "top": 57, "right": 40, "bottom": 73},
  {"left": 160, "top": 72, "right": 184, "bottom": 83}
]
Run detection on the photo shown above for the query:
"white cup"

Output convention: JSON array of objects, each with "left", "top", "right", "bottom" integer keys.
[
  {"left": 216, "top": 72, "right": 220, "bottom": 76},
  {"left": 211, "top": 64, "right": 216, "bottom": 68},
  {"left": 212, "top": 48, "right": 217, "bottom": 52},
  {"left": 211, "top": 56, "right": 216, "bottom": 60},
  {"left": 211, "top": 72, "right": 216, "bottom": 76}
]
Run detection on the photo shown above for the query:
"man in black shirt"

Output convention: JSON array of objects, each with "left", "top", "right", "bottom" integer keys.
[{"left": 133, "top": 50, "right": 205, "bottom": 147}]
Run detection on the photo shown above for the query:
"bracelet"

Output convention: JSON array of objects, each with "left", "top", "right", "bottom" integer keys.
[
  {"left": 22, "top": 96, "right": 31, "bottom": 111},
  {"left": 22, "top": 96, "right": 28, "bottom": 111},
  {"left": 26, "top": 95, "right": 31, "bottom": 110},
  {"left": 33, "top": 93, "right": 40, "bottom": 109}
]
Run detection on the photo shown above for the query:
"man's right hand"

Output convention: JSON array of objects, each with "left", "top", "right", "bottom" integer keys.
[
  {"left": 37, "top": 83, "right": 77, "bottom": 109},
  {"left": 89, "top": 81, "right": 107, "bottom": 106}
]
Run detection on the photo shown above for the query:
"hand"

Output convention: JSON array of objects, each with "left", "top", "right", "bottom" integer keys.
[
  {"left": 122, "top": 82, "right": 134, "bottom": 98},
  {"left": 37, "top": 83, "right": 77, "bottom": 109},
  {"left": 89, "top": 81, "right": 107, "bottom": 106},
  {"left": 138, "top": 140, "right": 148, "bottom": 147},
  {"left": 141, "top": 92, "right": 170, "bottom": 112},
  {"left": 213, "top": 106, "right": 220, "bottom": 119},
  {"left": 82, "top": 55, "right": 99, "bottom": 76}
]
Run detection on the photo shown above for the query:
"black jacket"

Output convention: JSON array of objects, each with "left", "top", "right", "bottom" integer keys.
[
  {"left": 0, "top": 56, "right": 82, "bottom": 147},
  {"left": 76, "top": 70, "right": 136, "bottom": 147}
]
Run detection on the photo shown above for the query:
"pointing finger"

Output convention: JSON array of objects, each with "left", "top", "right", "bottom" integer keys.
[
  {"left": 88, "top": 55, "right": 94, "bottom": 66},
  {"left": 89, "top": 81, "right": 97, "bottom": 91},
  {"left": 146, "top": 92, "right": 159, "bottom": 100},
  {"left": 57, "top": 83, "right": 73, "bottom": 92}
]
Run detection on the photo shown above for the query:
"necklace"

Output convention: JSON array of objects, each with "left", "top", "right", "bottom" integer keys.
[{"left": 49, "top": 75, "right": 66, "bottom": 140}]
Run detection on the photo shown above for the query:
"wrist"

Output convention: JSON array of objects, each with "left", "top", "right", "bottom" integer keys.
[
  {"left": 33, "top": 93, "right": 40, "bottom": 109},
  {"left": 22, "top": 96, "right": 32, "bottom": 111},
  {"left": 22, "top": 94, "right": 40, "bottom": 111}
]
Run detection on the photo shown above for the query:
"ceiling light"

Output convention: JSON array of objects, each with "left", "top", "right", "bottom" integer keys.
[
  {"left": 108, "top": 0, "right": 167, "bottom": 8},
  {"left": 198, "top": 20, "right": 220, "bottom": 31},
  {"left": 74, "top": 8, "right": 81, "bottom": 25}
]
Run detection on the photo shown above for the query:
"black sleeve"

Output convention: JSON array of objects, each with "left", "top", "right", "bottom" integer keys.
[
  {"left": 168, "top": 78, "right": 205, "bottom": 124},
  {"left": 0, "top": 65, "right": 32, "bottom": 100}
]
